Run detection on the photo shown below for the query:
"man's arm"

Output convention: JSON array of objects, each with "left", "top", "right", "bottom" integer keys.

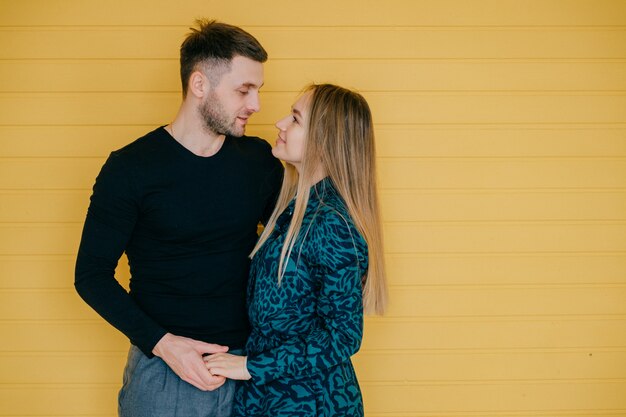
[
  {"left": 74, "top": 152, "right": 166, "bottom": 354},
  {"left": 74, "top": 213, "right": 167, "bottom": 353},
  {"left": 74, "top": 153, "right": 227, "bottom": 391}
]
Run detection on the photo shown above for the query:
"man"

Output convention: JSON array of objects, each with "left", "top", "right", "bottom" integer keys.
[{"left": 75, "top": 19, "right": 283, "bottom": 417}]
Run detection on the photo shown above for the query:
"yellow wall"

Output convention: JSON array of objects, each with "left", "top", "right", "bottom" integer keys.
[{"left": 1, "top": 0, "right": 626, "bottom": 415}]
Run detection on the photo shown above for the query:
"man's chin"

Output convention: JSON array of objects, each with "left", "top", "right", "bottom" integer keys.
[
  {"left": 228, "top": 127, "right": 246, "bottom": 137},
  {"left": 214, "top": 126, "right": 245, "bottom": 138}
]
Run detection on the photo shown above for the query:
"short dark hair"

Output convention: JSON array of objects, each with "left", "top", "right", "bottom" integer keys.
[{"left": 179, "top": 19, "right": 268, "bottom": 98}]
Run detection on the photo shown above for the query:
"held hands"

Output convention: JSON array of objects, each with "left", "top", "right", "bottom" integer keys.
[
  {"left": 152, "top": 333, "right": 229, "bottom": 391},
  {"left": 203, "top": 353, "right": 251, "bottom": 381}
]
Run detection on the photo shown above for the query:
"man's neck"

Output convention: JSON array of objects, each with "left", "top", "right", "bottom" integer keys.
[{"left": 167, "top": 108, "right": 225, "bottom": 157}]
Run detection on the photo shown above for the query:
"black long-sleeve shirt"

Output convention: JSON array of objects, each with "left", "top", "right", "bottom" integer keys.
[{"left": 75, "top": 126, "right": 283, "bottom": 356}]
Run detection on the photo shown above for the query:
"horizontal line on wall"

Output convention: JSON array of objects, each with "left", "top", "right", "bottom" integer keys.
[
  {"left": 3, "top": 379, "right": 625, "bottom": 389},
  {"left": 6, "top": 155, "right": 626, "bottom": 160},
  {"left": 0, "top": 254, "right": 76, "bottom": 259},
  {"left": 371, "top": 123, "right": 626, "bottom": 128},
  {"left": 359, "top": 378, "right": 626, "bottom": 386},
  {"left": 0, "top": 282, "right": 626, "bottom": 293},
  {"left": 0, "top": 221, "right": 84, "bottom": 225},
  {"left": 4, "top": 283, "right": 626, "bottom": 293},
  {"left": 380, "top": 188, "right": 626, "bottom": 192},
  {"left": 403, "top": 218, "right": 626, "bottom": 224},
  {"left": 3, "top": 123, "right": 626, "bottom": 130},
  {"left": 360, "top": 347, "right": 626, "bottom": 354},
  {"left": 1, "top": 251, "right": 625, "bottom": 257},
  {"left": 19, "top": 250, "right": 625, "bottom": 259},
  {"left": 3, "top": 283, "right": 626, "bottom": 291},
  {"left": 4, "top": 91, "right": 626, "bottom": 97},
  {"left": 350, "top": 122, "right": 626, "bottom": 127},
  {"left": 0, "top": 190, "right": 89, "bottom": 195},
  {"left": 387, "top": 283, "right": 626, "bottom": 290},
  {"left": 5, "top": 89, "right": 626, "bottom": 94},
  {"left": 4, "top": 155, "right": 626, "bottom": 161},
  {"left": 384, "top": 220, "right": 626, "bottom": 225},
  {"left": 378, "top": 314, "right": 626, "bottom": 321},
  {"left": 0, "top": 351, "right": 127, "bottom": 357},
  {"left": 380, "top": 188, "right": 626, "bottom": 194},
  {"left": 0, "top": 57, "right": 626, "bottom": 65},
  {"left": 0, "top": 284, "right": 626, "bottom": 290},
  {"left": 365, "top": 411, "right": 626, "bottom": 417},
  {"left": 2, "top": 251, "right": 625, "bottom": 258},
  {"left": 0, "top": 289, "right": 80, "bottom": 293},
  {"left": 0, "top": 413, "right": 621, "bottom": 417},
  {"left": 3, "top": 157, "right": 626, "bottom": 166},
  {"left": 0, "top": 414, "right": 117, "bottom": 417},
  {"left": 3, "top": 314, "right": 626, "bottom": 325},
  {"left": 3, "top": 188, "right": 626, "bottom": 195},
  {"left": 3, "top": 57, "right": 626, "bottom": 63},
  {"left": 2, "top": 122, "right": 626, "bottom": 128},
  {"left": 4, "top": 346, "right": 626, "bottom": 355},
  {"left": 0, "top": 221, "right": 85, "bottom": 226},
  {"left": 0, "top": 382, "right": 119, "bottom": 389},
  {"left": 3, "top": 220, "right": 626, "bottom": 226},
  {"left": 364, "top": 314, "right": 626, "bottom": 323},
  {"left": 275, "top": 56, "right": 626, "bottom": 63},
  {"left": 385, "top": 251, "right": 626, "bottom": 256},
  {"left": 0, "top": 319, "right": 117, "bottom": 324},
  {"left": 6, "top": 187, "right": 626, "bottom": 193},
  {"left": 2, "top": 24, "right": 626, "bottom": 30},
  {"left": 387, "top": 251, "right": 626, "bottom": 258},
  {"left": 3, "top": 346, "right": 626, "bottom": 356},
  {"left": 375, "top": 156, "right": 626, "bottom": 160},
  {"left": 366, "top": 412, "right": 626, "bottom": 417},
  {"left": 0, "top": 188, "right": 92, "bottom": 192}
]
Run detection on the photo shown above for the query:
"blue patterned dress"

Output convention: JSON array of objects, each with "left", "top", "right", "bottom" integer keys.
[{"left": 233, "top": 178, "right": 368, "bottom": 416}]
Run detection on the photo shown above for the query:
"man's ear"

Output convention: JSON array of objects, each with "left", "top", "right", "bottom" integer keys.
[{"left": 188, "top": 71, "right": 208, "bottom": 98}]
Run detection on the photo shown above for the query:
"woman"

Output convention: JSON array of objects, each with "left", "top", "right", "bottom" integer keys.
[{"left": 204, "top": 84, "right": 387, "bottom": 416}]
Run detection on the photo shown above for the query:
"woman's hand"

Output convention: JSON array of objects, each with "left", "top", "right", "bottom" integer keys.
[{"left": 203, "top": 352, "right": 252, "bottom": 380}]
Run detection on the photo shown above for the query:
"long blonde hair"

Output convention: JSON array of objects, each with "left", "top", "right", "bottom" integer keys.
[{"left": 251, "top": 84, "right": 387, "bottom": 315}]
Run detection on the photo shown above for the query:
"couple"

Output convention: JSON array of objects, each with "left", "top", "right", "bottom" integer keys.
[{"left": 75, "top": 19, "right": 386, "bottom": 417}]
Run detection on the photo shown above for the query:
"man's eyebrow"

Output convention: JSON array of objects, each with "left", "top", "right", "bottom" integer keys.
[{"left": 241, "top": 82, "right": 264, "bottom": 88}]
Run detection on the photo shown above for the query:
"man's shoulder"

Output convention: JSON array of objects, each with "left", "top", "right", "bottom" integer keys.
[
  {"left": 230, "top": 135, "right": 273, "bottom": 154},
  {"left": 229, "top": 135, "right": 281, "bottom": 173},
  {"left": 111, "top": 126, "right": 165, "bottom": 159}
]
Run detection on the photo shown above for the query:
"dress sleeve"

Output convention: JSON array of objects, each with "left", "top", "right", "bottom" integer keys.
[
  {"left": 74, "top": 152, "right": 167, "bottom": 356},
  {"left": 246, "top": 209, "right": 367, "bottom": 384}
]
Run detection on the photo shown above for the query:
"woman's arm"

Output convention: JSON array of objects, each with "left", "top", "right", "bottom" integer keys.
[{"left": 206, "top": 209, "right": 367, "bottom": 384}]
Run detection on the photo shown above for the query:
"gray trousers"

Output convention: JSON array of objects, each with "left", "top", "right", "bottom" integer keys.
[{"left": 118, "top": 345, "right": 239, "bottom": 417}]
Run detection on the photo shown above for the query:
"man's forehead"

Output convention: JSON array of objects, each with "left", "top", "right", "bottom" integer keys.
[{"left": 224, "top": 62, "right": 264, "bottom": 87}]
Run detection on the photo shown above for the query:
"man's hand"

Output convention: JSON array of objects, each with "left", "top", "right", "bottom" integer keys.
[{"left": 152, "top": 333, "right": 229, "bottom": 391}]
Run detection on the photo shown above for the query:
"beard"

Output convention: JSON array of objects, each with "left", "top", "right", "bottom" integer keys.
[{"left": 198, "top": 91, "right": 245, "bottom": 137}]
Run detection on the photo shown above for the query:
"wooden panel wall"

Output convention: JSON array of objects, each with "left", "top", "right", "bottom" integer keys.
[{"left": 1, "top": 1, "right": 625, "bottom": 416}]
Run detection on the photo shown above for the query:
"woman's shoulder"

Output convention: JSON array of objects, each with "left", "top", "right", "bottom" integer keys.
[
  {"left": 311, "top": 193, "right": 366, "bottom": 249},
  {"left": 306, "top": 203, "right": 368, "bottom": 271},
  {"left": 315, "top": 199, "right": 352, "bottom": 229},
  {"left": 317, "top": 179, "right": 354, "bottom": 217}
]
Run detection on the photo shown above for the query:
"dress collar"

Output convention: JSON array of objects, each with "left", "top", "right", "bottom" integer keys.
[{"left": 274, "top": 177, "right": 335, "bottom": 233}]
